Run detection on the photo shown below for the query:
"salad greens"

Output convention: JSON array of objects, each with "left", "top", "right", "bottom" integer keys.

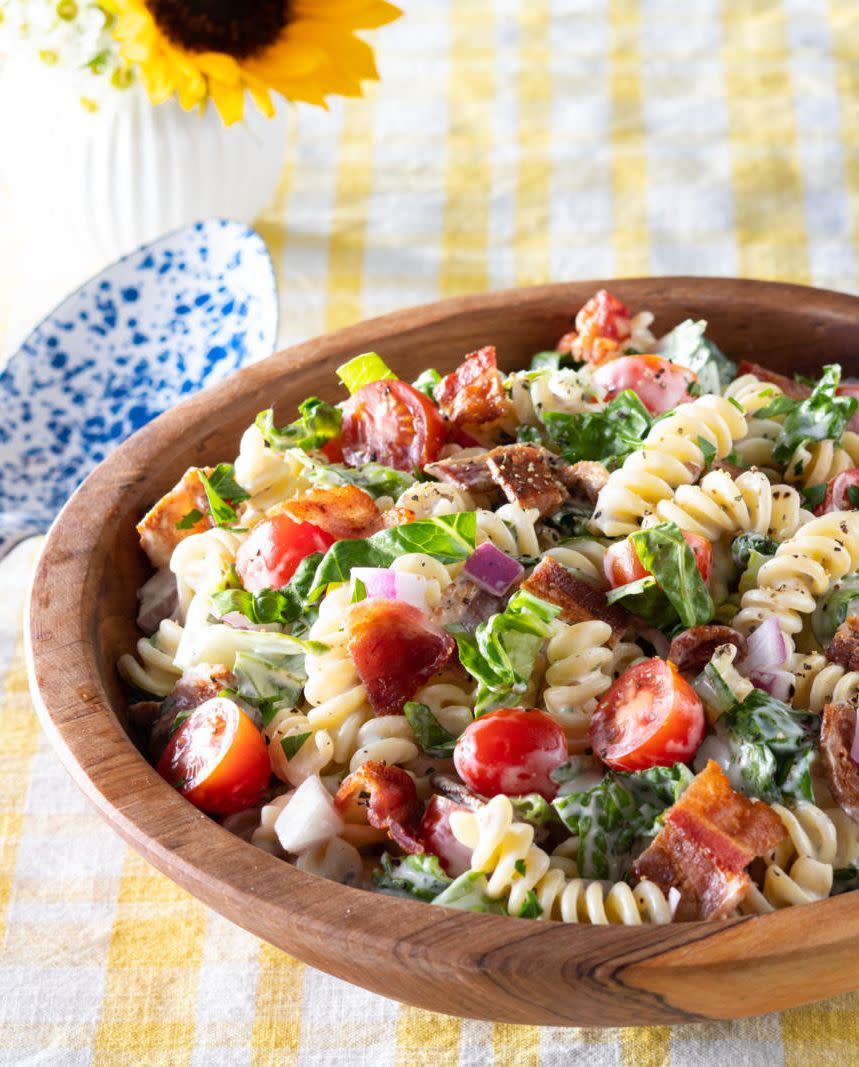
[
  {"left": 731, "top": 532, "right": 778, "bottom": 569},
  {"left": 431, "top": 871, "right": 509, "bottom": 914},
  {"left": 403, "top": 701, "right": 460, "bottom": 757},
  {"left": 256, "top": 399, "right": 342, "bottom": 453},
  {"left": 812, "top": 574, "right": 859, "bottom": 647},
  {"left": 542, "top": 390, "right": 652, "bottom": 466},
  {"left": 212, "top": 551, "right": 324, "bottom": 631},
  {"left": 412, "top": 368, "right": 442, "bottom": 399},
  {"left": 553, "top": 764, "right": 693, "bottom": 880},
  {"left": 374, "top": 853, "right": 452, "bottom": 902},
  {"left": 231, "top": 649, "right": 307, "bottom": 727},
  {"left": 529, "top": 350, "right": 579, "bottom": 372},
  {"left": 336, "top": 352, "right": 397, "bottom": 394},
  {"left": 301, "top": 457, "right": 416, "bottom": 499},
  {"left": 606, "top": 522, "right": 714, "bottom": 631},
  {"left": 659, "top": 319, "right": 736, "bottom": 394},
  {"left": 177, "top": 463, "right": 249, "bottom": 529},
  {"left": 450, "top": 589, "right": 560, "bottom": 715},
  {"left": 772, "top": 364, "right": 857, "bottom": 465}
]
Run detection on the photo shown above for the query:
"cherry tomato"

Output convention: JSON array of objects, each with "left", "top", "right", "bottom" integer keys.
[
  {"left": 236, "top": 514, "right": 335, "bottom": 593},
  {"left": 604, "top": 530, "right": 712, "bottom": 587},
  {"left": 322, "top": 437, "right": 345, "bottom": 463},
  {"left": 420, "top": 795, "right": 473, "bottom": 877},
  {"left": 838, "top": 384, "right": 859, "bottom": 433},
  {"left": 453, "top": 707, "right": 567, "bottom": 801},
  {"left": 590, "top": 658, "right": 705, "bottom": 772},
  {"left": 817, "top": 469, "right": 859, "bottom": 515},
  {"left": 157, "top": 697, "right": 271, "bottom": 815},
  {"left": 341, "top": 380, "right": 447, "bottom": 471},
  {"left": 592, "top": 355, "right": 697, "bottom": 415}
]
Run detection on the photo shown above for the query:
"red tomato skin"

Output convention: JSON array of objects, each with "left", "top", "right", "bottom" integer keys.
[
  {"left": 157, "top": 698, "right": 271, "bottom": 816},
  {"left": 592, "top": 355, "right": 697, "bottom": 415},
  {"left": 236, "top": 514, "right": 335, "bottom": 593},
  {"left": 838, "top": 385, "right": 859, "bottom": 434},
  {"left": 817, "top": 469, "right": 859, "bottom": 515},
  {"left": 340, "top": 380, "right": 447, "bottom": 472},
  {"left": 590, "top": 659, "right": 705, "bottom": 772},
  {"left": 604, "top": 531, "right": 712, "bottom": 587},
  {"left": 420, "top": 795, "right": 473, "bottom": 876},
  {"left": 322, "top": 437, "right": 344, "bottom": 463},
  {"left": 453, "top": 707, "right": 567, "bottom": 801}
]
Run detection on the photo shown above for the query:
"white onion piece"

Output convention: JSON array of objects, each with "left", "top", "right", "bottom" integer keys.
[
  {"left": 274, "top": 775, "right": 344, "bottom": 854},
  {"left": 350, "top": 567, "right": 430, "bottom": 613}
]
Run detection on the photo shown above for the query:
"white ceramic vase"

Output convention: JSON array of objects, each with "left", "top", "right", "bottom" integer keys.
[{"left": 0, "top": 51, "right": 288, "bottom": 267}]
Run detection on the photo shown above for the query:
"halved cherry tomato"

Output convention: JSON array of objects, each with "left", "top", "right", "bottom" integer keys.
[
  {"left": 817, "top": 469, "right": 859, "bottom": 515},
  {"left": 604, "top": 530, "right": 712, "bottom": 587},
  {"left": 157, "top": 697, "right": 271, "bottom": 815},
  {"left": 419, "top": 795, "right": 473, "bottom": 877},
  {"left": 838, "top": 384, "right": 859, "bottom": 433},
  {"left": 236, "top": 513, "right": 335, "bottom": 593},
  {"left": 453, "top": 707, "right": 567, "bottom": 801},
  {"left": 322, "top": 437, "right": 345, "bottom": 463},
  {"left": 592, "top": 355, "right": 697, "bottom": 415},
  {"left": 590, "top": 658, "right": 705, "bottom": 772},
  {"left": 341, "top": 380, "right": 446, "bottom": 471}
]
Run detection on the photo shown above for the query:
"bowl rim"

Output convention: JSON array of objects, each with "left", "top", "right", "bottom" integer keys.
[{"left": 26, "top": 276, "right": 859, "bottom": 1026}]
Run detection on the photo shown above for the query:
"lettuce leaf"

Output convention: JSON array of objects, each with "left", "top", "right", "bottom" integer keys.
[
  {"left": 450, "top": 589, "right": 560, "bottom": 715},
  {"left": 403, "top": 701, "right": 460, "bottom": 757},
  {"left": 211, "top": 551, "right": 324, "bottom": 632},
  {"left": 431, "top": 871, "right": 508, "bottom": 914},
  {"left": 336, "top": 352, "right": 397, "bottom": 394},
  {"left": 374, "top": 853, "right": 452, "bottom": 902},
  {"left": 659, "top": 319, "right": 736, "bottom": 393},
  {"left": 773, "top": 364, "right": 857, "bottom": 464},
  {"left": 541, "top": 390, "right": 652, "bottom": 466},
  {"left": 255, "top": 400, "right": 342, "bottom": 453},
  {"left": 232, "top": 649, "right": 306, "bottom": 726},
  {"left": 301, "top": 458, "right": 416, "bottom": 499},
  {"left": 412, "top": 368, "right": 442, "bottom": 399}
]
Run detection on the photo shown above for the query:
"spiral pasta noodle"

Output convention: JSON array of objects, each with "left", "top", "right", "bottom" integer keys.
[
  {"left": 507, "top": 367, "right": 601, "bottom": 426},
  {"left": 170, "top": 526, "right": 246, "bottom": 618},
  {"left": 348, "top": 715, "right": 420, "bottom": 773},
  {"left": 790, "top": 652, "right": 859, "bottom": 713},
  {"left": 118, "top": 618, "right": 184, "bottom": 697},
  {"left": 395, "top": 481, "right": 475, "bottom": 518},
  {"left": 476, "top": 503, "right": 540, "bottom": 556},
  {"left": 741, "top": 802, "right": 836, "bottom": 912},
  {"left": 544, "top": 540, "right": 608, "bottom": 587},
  {"left": 786, "top": 432, "right": 859, "bottom": 488},
  {"left": 541, "top": 620, "right": 614, "bottom": 751},
  {"left": 723, "top": 373, "right": 786, "bottom": 470},
  {"left": 233, "top": 424, "right": 311, "bottom": 514},
  {"left": 733, "top": 511, "right": 859, "bottom": 636},
  {"left": 412, "top": 679, "right": 475, "bottom": 737},
  {"left": 590, "top": 394, "right": 748, "bottom": 536},
  {"left": 643, "top": 468, "right": 808, "bottom": 542},
  {"left": 534, "top": 870, "right": 673, "bottom": 924},
  {"left": 391, "top": 553, "right": 454, "bottom": 608}
]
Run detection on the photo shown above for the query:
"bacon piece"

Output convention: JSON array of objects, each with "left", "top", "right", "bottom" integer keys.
[
  {"left": 561, "top": 290, "right": 632, "bottom": 366},
  {"left": 136, "top": 467, "right": 213, "bottom": 569},
  {"left": 381, "top": 506, "right": 417, "bottom": 528},
  {"left": 283, "top": 484, "right": 381, "bottom": 540},
  {"left": 737, "top": 361, "right": 811, "bottom": 401},
  {"left": 486, "top": 444, "right": 567, "bottom": 518},
  {"left": 348, "top": 599, "right": 456, "bottom": 715},
  {"left": 148, "top": 664, "right": 237, "bottom": 761},
  {"left": 826, "top": 615, "right": 859, "bottom": 672},
  {"left": 419, "top": 795, "right": 475, "bottom": 875},
  {"left": 821, "top": 701, "right": 859, "bottom": 822},
  {"left": 435, "top": 346, "right": 513, "bottom": 427},
  {"left": 548, "top": 458, "right": 610, "bottom": 503},
  {"left": 633, "top": 761, "right": 785, "bottom": 920},
  {"left": 424, "top": 453, "right": 498, "bottom": 495},
  {"left": 668, "top": 627, "right": 748, "bottom": 675},
  {"left": 335, "top": 761, "right": 422, "bottom": 845},
  {"left": 522, "top": 557, "right": 631, "bottom": 640}
]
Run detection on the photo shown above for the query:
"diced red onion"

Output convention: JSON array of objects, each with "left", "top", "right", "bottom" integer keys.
[
  {"left": 852, "top": 715, "right": 859, "bottom": 765},
  {"left": 351, "top": 567, "right": 430, "bottom": 613},
  {"left": 740, "top": 618, "right": 788, "bottom": 674},
  {"left": 463, "top": 542, "right": 524, "bottom": 596},
  {"left": 748, "top": 668, "right": 793, "bottom": 703}
]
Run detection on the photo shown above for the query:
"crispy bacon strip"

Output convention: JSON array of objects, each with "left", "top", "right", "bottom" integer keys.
[
  {"left": 826, "top": 615, "right": 859, "bottom": 672},
  {"left": 136, "top": 467, "right": 213, "bottom": 568},
  {"left": 633, "top": 761, "right": 785, "bottom": 920},
  {"left": 522, "top": 557, "right": 631, "bottom": 640},
  {"left": 821, "top": 701, "right": 859, "bottom": 822},
  {"left": 435, "top": 346, "right": 513, "bottom": 427},
  {"left": 348, "top": 599, "right": 456, "bottom": 715},
  {"left": 424, "top": 453, "right": 498, "bottom": 495},
  {"left": 737, "top": 361, "right": 811, "bottom": 401},
  {"left": 548, "top": 458, "right": 610, "bottom": 503},
  {"left": 486, "top": 444, "right": 567, "bottom": 518},
  {"left": 335, "top": 761, "right": 422, "bottom": 848},
  {"left": 283, "top": 484, "right": 381, "bottom": 540},
  {"left": 561, "top": 290, "right": 632, "bottom": 365},
  {"left": 668, "top": 626, "right": 748, "bottom": 675}
]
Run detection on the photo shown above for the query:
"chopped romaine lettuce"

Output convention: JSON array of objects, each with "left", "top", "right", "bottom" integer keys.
[
  {"left": 412, "top": 368, "right": 442, "bottom": 399},
  {"left": 659, "top": 319, "right": 736, "bottom": 394},
  {"left": 812, "top": 573, "right": 859, "bottom": 647},
  {"left": 772, "top": 364, "right": 857, "bottom": 465},
  {"left": 336, "top": 352, "right": 397, "bottom": 394},
  {"left": 541, "top": 390, "right": 652, "bottom": 466},
  {"left": 374, "top": 853, "right": 452, "bottom": 901},
  {"left": 255, "top": 399, "right": 342, "bottom": 453},
  {"left": 403, "top": 701, "right": 461, "bottom": 757},
  {"left": 431, "top": 871, "right": 508, "bottom": 914}
]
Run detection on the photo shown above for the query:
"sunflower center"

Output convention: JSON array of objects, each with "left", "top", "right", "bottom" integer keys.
[{"left": 146, "top": 0, "right": 288, "bottom": 59}]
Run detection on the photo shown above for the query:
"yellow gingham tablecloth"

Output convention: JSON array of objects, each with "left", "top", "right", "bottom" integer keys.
[{"left": 5, "top": 1, "right": 859, "bottom": 1062}]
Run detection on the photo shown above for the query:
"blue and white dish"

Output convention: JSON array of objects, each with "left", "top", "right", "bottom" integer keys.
[{"left": 0, "top": 218, "right": 277, "bottom": 558}]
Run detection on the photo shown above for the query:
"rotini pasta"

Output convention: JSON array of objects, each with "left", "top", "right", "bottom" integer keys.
[
  {"left": 170, "top": 526, "right": 246, "bottom": 618},
  {"left": 741, "top": 802, "right": 836, "bottom": 912},
  {"left": 233, "top": 424, "right": 311, "bottom": 513},
  {"left": 118, "top": 618, "right": 184, "bottom": 697},
  {"left": 476, "top": 502, "right": 540, "bottom": 556},
  {"left": 790, "top": 652, "right": 859, "bottom": 713},
  {"left": 395, "top": 480, "right": 474, "bottom": 518},
  {"left": 544, "top": 539, "right": 608, "bottom": 587},
  {"left": 507, "top": 367, "right": 601, "bottom": 427},
  {"left": 786, "top": 432, "right": 859, "bottom": 488},
  {"left": 541, "top": 620, "right": 614, "bottom": 750}
]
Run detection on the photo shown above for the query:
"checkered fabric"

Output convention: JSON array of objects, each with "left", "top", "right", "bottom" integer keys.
[{"left": 4, "top": 1, "right": 859, "bottom": 1063}]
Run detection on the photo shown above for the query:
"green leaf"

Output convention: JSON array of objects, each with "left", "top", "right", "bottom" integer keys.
[
  {"left": 848, "top": 485, "right": 859, "bottom": 508},
  {"left": 403, "top": 701, "right": 461, "bottom": 757},
  {"left": 510, "top": 793, "right": 559, "bottom": 829},
  {"left": 659, "top": 319, "right": 736, "bottom": 392},
  {"left": 773, "top": 364, "right": 857, "bottom": 464},
  {"left": 755, "top": 393, "right": 799, "bottom": 419},
  {"left": 308, "top": 513, "right": 477, "bottom": 598},
  {"left": 303, "top": 458, "right": 416, "bottom": 500},
  {"left": 730, "top": 532, "right": 779, "bottom": 569},
  {"left": 281, "top": 732, "right": 311, "bottom": 761},
  {"left": 529, "top": 350, "right": 578, "bottom": 372},
  {"left": 197, "top": 464, "right": 249, "bottom": 527},
  {"left": 374, "top": 852, "right": 453, "bottom": 901},
  {"left": 542, "top": 390, "right": 652, "bottom": 465},
  {"left": 813, "top": 573, "right": 859, "bottom": 648},
  {"left": 697, "top": 435, "right": 717, "bottom": 471},
  {"left": 336, "top": 352, "right": 397, "bottom": 394},
  {"left": 431, "top": 871, "right": 508, "bottom": 914},
  {"left": 628, "top": 522, "right": 714, "bottom": 628},
  {"left": 212, "top": 552, "right": 325, "bottom": 633},
  {"left": 451, "top": 589, "right": 560, "bottom": 714},
  {"left": 412, "top": 368, "right": 442, "bottom": 399},
  {"left": 233, "top": 650, "right": 306, "bottom": 723},
  {"left": 517, "top": 890, "right": 543, "bottom": 918},
  {"left": 553, "top": 764, "right": 692, "bottom": 880},
  {"left": 833, "top": 865, "right": 859, "bottom": 895},
  {"left": 175, "top": 507, "right": 204, "bottom": 530},
  {"left": 351, "top": 577, "right": 367, "bottom": 604},
  {"left": 605, "top": 575, "right": 679, "bottom": 631},
  {"left": 256, "top": 399, "right": 342, "bottom": 454}
]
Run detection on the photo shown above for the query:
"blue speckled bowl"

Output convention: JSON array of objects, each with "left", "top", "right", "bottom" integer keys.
[{"left": 0, "top": 219, "right": 277, "bottom": 557}]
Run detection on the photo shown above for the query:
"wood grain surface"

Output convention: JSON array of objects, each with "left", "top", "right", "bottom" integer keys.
[{"left": 26, "top": 278, "right": 859, "bottom": 1025}]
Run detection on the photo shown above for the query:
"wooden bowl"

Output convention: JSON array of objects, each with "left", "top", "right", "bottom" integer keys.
[{"left": 27, "top": 278, "right": 859, "bottom": 1026}]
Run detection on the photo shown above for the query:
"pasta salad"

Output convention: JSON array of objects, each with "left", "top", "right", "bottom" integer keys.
[{"left": 121, "top": 289, "right": 859, "bottom": 925}]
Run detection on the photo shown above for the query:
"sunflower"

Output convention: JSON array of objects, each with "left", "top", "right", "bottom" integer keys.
[{"left": 110, "top": 0, "right": 401, "bottom": 125}]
